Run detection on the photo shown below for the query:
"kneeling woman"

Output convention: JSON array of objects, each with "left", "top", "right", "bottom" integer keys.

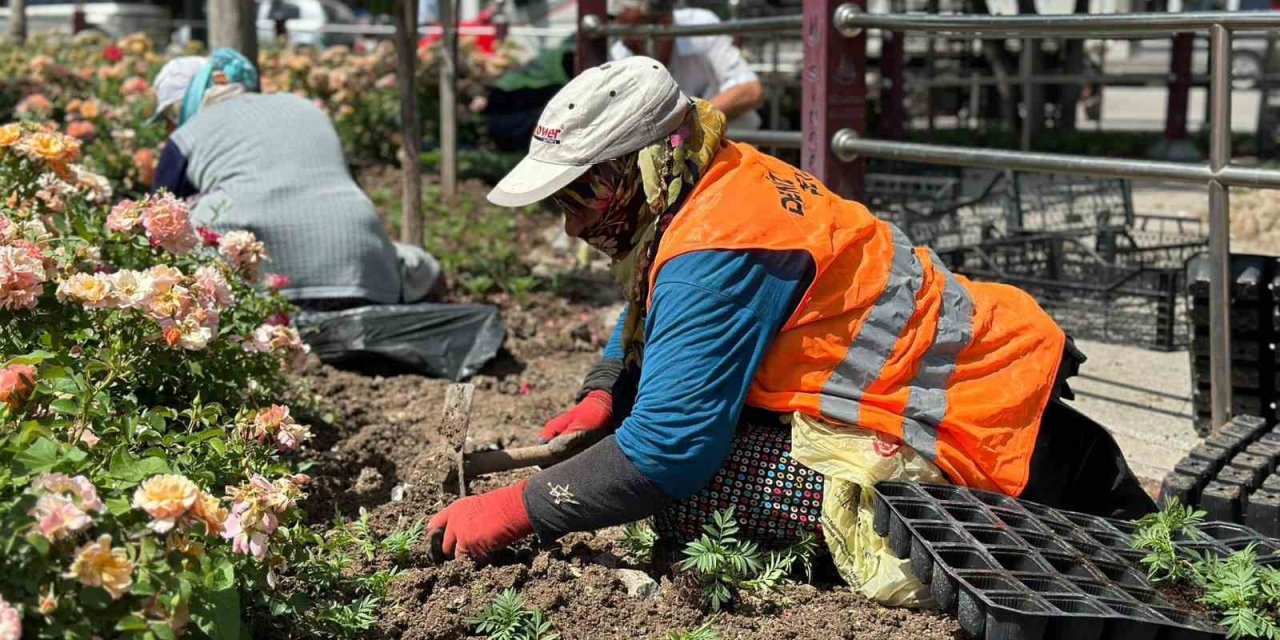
[
  {"left": 149, "top": 50, "right": 437, "bottom": 310},
  {"left": 427, "top": 57, "right": 1154, "bottom": 576}
]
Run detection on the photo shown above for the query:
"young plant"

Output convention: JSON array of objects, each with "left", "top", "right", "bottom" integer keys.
[
  {"left": 619, "top": 520, "right": 659, "bottom": 564},
  {"left": 1131, "top": 498, "right": 1207, "bottom": 583},
  {"left": 465, "top": 588, "right": 559, "bottom": 640},
  {"left": 661, "top": 620, "right": 722, "bottom": 640},
  {"left": 678, "top": 507, "right": 817, "bottom": 611},
  {"left": 1193, "top": 544, "right": 1280, "bottom": 640},
  {"left": 381, "top": 518, "right": 426, "bottom": 562}
]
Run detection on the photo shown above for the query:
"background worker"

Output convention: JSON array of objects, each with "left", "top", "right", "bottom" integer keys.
[
  {"left": 427, "top": 57, "right": 1155, "bottom": 565},
  {"left": 149, "top": 50, "right": 439, "bottom": 310},
  {"left": 609, "top": 0, "right": 764, "bottom": 130}
]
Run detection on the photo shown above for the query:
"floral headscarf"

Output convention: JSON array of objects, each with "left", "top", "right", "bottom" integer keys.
[{"left": 552, "top": 98, "right": 727, "bottom": 370}]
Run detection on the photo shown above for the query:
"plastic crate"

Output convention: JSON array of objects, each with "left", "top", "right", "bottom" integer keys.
[{"left": 939, "top": 234, "right": 1185, "bottom": 351}]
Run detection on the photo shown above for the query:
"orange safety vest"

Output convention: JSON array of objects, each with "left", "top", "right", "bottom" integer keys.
[{"left": 649, "top": 142, "right": 1066, "bottom": 496}]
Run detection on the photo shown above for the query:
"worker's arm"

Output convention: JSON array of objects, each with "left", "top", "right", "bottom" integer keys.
[
  {"left": 704, "top": 35, "right": 765, "bottom": 122},
  {"left": 522, "top": 249, "right": 813, "bottom": 537},
  {"left": 709, "top": 82, "right": 765, "bottom": 123},
  {"left": 152, "top": 140, "right": 199, "bottom": 198}
]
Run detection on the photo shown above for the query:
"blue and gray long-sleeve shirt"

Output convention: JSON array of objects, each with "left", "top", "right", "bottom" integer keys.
[{"left": 522, "top": 248, "right": 815, "bottom": 538}]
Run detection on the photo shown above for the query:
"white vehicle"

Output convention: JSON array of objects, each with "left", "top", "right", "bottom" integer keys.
[
  {"left": 256, "top": 0, "right": 360, "bottom": 48},
  {"left": 0, "top": 0, "right": 171, "bottom": 42}
]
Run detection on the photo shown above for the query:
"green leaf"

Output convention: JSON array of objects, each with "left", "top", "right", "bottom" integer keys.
[
  {"left": 6, "top": 350, "right": 55, "bottom": 365},
  {"left": 17, "top": 437, "right": 60, "bottom": 474},
  {"left": 193, "top": 587, "right": 241, "bottom": 640},
  {"left": 106, "top": 496, "right": 131, "bottom": 516},
  {"left": 204, "top": 559, "right": 235, "bottom": 591},
  {"left": 107, "top": 451, "right": 170, "bottom": 483},
  {"left": 116, "top": 615, "right": 149, "bottom": 632},
  {"left": 49, "top": 398, "right": 80, "bottom": 414}
]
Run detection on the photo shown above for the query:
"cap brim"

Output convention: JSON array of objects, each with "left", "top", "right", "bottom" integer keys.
[
  {"left": 487, "top": 156, "right": 591, "bottom": 208},
  {"left": 147, "top": 98, "right": 179, "bottom": 125}
]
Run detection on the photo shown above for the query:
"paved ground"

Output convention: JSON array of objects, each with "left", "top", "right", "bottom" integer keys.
[{"left": 1070, "top": 338, "right": 1199, "bottom": 484}]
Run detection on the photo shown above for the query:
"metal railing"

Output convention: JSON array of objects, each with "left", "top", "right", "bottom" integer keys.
[{"left": 577, "top": 2, "right": 1280, "bottom": 432}]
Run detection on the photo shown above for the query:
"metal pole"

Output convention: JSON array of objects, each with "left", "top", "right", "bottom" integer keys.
[
  {"left": 832, "top": 9, "right": 1280, "bottom": 37},
  {"left": 576, "top": 0, "right": 608, "bottom": 73},
  {"left": 1021, "top": 38, "right": 1034, "bottom": 150},
  {"left": 771, "top": 37, "right": 782, "bottom": 155},
  {"left": 1165, "top": 31, "right": 1194, "bottom": 152},
  {"left": 883, "top": 30, "right": 907, "bottom": 139},
  {"left": 1208, "top": 23, "right": 1233, "bottom": 431},
  {"left": 829, "top": 133, "right": 1280, "bottom": 189},
  {"left": 805, "top": 0, "right": 865, "bottom": 198},
  {"left": 440, "top": 0, "right": 458, "bottom": 201}
]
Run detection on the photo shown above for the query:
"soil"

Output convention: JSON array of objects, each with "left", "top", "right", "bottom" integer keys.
[{"left": 297, "top": 298, "right": 963, "bottom": 639}]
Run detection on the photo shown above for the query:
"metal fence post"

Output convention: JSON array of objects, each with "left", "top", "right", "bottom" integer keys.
[
  {"left": 1208, "top": 23, "right": 1234, "bottom": 431},
  {"left": 882, "top": 30, "right": 906, "bottom": 140},
  {"left": 577, "top": 0, "right": 608, "bottom": 73},
  {"left": 1164, "top": 32, "right": 1195, "bottom": 150},
  {"left": 805, "top": 0, "right": 865, "bottom": 199}
]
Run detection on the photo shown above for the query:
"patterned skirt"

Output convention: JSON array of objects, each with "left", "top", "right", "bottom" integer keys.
[{"left": 653, "top": 413, "right": 825, "bottom": 548}]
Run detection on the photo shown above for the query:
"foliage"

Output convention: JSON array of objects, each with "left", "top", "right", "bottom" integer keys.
[
  {"left": 678, "top": 507, "right": 817, "bottom": 612},
  {"left": 466, "top": 588, "right": 559, "bottom": 640},
  {"left": 661, "top": 620, "right": 721, "bottom": 640},
  {"left": 381, "top": 518, "right": 425, "bottom": 564},
  {"left": 619, "top": 520, "right": 659, "bottom": 564},
  {"left": 1132, "top": 501, "right": 1280, "bottom": 639},
  {"left": 1132, "top": 498, "right": 1207, "bottom": 583},
  {"left": 368, "top": 180, "right": 543, "bottom": 299},
  {"left": 1192, "top": 545, "right": 1280, "bottom": 640}
]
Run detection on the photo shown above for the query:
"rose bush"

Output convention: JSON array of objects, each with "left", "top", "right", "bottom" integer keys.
[
  {"left": 0, "top": 122, "right": 378, "bottom": 640},
  {"left": 1, "top": 32, "right": 520, "bottom": 182}
]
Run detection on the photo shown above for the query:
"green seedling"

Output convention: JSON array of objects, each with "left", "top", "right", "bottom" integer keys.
[{"left": 466, "top": 588, "right": 560, "bottom": 640}]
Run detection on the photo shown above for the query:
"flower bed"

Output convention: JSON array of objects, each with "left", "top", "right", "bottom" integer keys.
[
  {"left": 0, "top": 120, "right": 377, "bottom": 639},
  {"left": 0, "top": 32, "right": 518, "bottom": 196}
]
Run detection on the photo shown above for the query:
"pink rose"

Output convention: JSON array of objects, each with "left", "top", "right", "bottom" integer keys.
[
  {"left": 0, "top": 245, "right": 47, "bottom": 311},
  {"left": 141, "top": 194, "right": 197, "bottom": 254},
  {"left": 264, "top": 273, "right": 290, "bottom": 290}
]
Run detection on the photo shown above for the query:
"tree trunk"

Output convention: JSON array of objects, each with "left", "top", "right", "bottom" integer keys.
[
  {"left": 438, "top": 0, "right": 457, "bottom": 201},
  {"left": 208, "top": 0, "right": 258, "bottom": 63},
  {"left": 395, "top": 0, "right": 424, "bottom": 247},
  {"left": 7, "top": 0, "right": 27, "bottom": 44}
]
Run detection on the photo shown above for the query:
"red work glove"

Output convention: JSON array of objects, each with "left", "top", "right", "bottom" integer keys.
[
  {"left": 539, "top": 390, "right": 612, "bottom": 442},
  {"left": 427, "top": 480, "right": 533, "bottom": 560}
]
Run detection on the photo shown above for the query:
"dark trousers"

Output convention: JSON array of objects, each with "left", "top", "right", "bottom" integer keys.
[{"left": 1020, "top": 398, "right": 1158, "bottom": 520}]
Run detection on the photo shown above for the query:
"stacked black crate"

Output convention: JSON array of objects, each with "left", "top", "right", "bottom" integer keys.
[
  {"left": 1159, "top": 414, "right": 1280, "bottom": 536},
  {"left": 1187, "top": 254, "right": 1279, "bottom": 436}
]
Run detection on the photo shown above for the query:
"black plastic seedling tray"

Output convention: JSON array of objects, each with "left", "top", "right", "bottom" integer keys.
[
  {"left": 1162, "top": 415, "right": 1280, "bottom": 535},
  {"left": 873, "top": 481, "right": 1280, "bottom": 640}
]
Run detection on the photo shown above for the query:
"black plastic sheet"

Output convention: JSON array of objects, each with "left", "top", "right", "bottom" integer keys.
[{"left": 296, "top": 302, "right": 506, "bottom": 381}]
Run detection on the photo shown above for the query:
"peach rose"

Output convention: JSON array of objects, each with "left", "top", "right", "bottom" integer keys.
[
  {"left": 0, "top": 364, "right": 36, "bottom": 409},
  {"left": 55, "top": 273, "right": 112, "bottom": 309},
  {"left": 29, "top": 494, "right": 92, "bottom": 542},
  {"left": 25, "top": 132, "right": 79, "bottom": 164},
  {"left": 0, "top": 124, "right": 22, "bottom": 147},
  {"left": 66, "top": 534, "right": 133, "bottom": 600},
  {"left": 132, "top": 474, "right": 199, "bottom": 533}
]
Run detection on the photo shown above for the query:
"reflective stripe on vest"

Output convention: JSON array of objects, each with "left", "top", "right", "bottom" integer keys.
[{"left": 818, "top": 235, "right": 978, "bottom": 462}]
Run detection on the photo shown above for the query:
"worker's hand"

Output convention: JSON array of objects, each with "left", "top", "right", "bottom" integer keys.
[
  {"left": 427, "top": 480, "right": 533, "bottom": 561},
  {"left": 540, "top": 390, "right": 612, "bottom": 442}
]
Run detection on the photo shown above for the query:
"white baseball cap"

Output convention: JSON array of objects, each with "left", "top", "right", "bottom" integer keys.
[
  {"left": 488, "top": 56, "right": 691, "bottom": 208},
  {"left": 149, "top": 56, "right": 208, "bottom": 123}
]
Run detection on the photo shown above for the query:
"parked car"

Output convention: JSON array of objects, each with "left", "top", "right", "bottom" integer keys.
[
  {"left": 0, "top": 0, "right": 171, "bottom": 42},
  {"left": 256, "top": 0, "right": 359, "bottom": 48}
]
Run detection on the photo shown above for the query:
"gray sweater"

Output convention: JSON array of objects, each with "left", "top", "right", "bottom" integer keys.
[{"left": 171, "top": 93, "right": 402, "bottom": 304}]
